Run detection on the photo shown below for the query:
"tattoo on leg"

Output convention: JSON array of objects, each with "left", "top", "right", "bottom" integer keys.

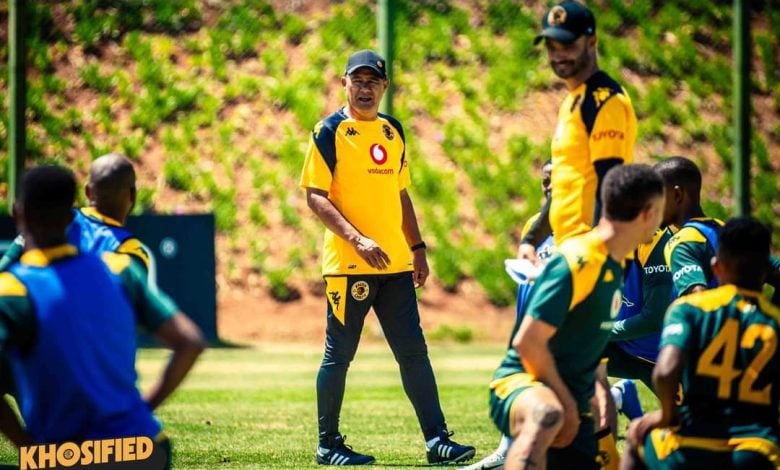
[{"left": 521, "top": 437, "right": 537, "bottom": 469}]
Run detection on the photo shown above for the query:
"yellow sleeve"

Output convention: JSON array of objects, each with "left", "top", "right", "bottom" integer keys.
[
  {"left": 521, "top": 213, "right": 541, "bottom": 239},
  {"left": 299, "top": 134, "right": 333, "bottom": 193},
  {"left": 636, "top": 229, "right": 666, "bottom": 266},
  {"left": 116, "top": 238, "right": 151, "bottom": 272},
  {"left": 0, "top": 273, "right": 27, "bottom": 297},
  {"left": 589, "top": 94, "right": 634, "bottom": 163},
  {"left": 100, "top": 252, "right": 133, "bottom": 274},
  {"left": 398, "top": 152, "right": 410, "bottom": 191}
]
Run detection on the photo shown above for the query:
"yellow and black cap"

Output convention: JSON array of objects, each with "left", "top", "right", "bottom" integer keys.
[
  {"left": 345, "top": 49, "right": 387, "bottom": 79},
  {"left": 534, "top": 1, "right": 596, "bottom": 45}
]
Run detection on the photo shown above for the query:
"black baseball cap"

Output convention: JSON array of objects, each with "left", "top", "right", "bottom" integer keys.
[
  {"left": 345, "top": 50, "right": 387, "bottom": 79},
  {"left": 534, "top": 1, "right": 596, "bottom": 45}
]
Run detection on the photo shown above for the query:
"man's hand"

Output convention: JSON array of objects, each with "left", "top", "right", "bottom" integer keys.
[
  {"left": 354, "top": 236, "right": 391, "bottom": 270},
  {"left": 517, "top": 243, "right": 539, "bottom": 264},
  {"left": 551, "top": 403, "right": 581, "bottom": 448},
  {"left": 412, "top": 249, "right": 429, "bottom": 288},
  {"left": 627, "top": 410, "right": 664, "bottom": 448}
]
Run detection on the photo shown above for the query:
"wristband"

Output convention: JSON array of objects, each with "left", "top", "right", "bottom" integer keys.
[{"left": 410, "top": 242, "right": 427, "bottom": 252}]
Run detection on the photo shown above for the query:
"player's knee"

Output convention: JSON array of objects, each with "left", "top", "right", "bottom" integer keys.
[{"left": 531, "top": 402, "right": 563, "bottom": 430}]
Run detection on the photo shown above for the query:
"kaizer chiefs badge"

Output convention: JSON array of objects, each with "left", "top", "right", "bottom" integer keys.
[
  {"left": 548, "top": 5, "right": 567, "bottom": 25},
  {"left": 382, "top": 124, "right": 394, "bottom": 141},
  {"left": 351, "top": 281, "right": 370, "bottom": 301}
]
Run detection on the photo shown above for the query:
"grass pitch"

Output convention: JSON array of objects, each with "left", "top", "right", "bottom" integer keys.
[{"left": 0, "top": 342, "right": 659, "bottom": 468}]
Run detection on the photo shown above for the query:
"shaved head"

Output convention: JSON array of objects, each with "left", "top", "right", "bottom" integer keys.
[{"left": 87, "top": 153, "right": 137, "bottom": 222}]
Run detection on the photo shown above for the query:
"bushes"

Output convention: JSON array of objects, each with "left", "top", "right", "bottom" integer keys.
[{"left": 3, "top": 0, "right": 778, "bottom": 304}]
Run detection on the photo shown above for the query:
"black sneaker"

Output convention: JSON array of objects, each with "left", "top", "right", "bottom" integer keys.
[
  {"left": 316, "top": 435, "right": 375, "bottom": 466},
  {"left": 426, "top": 430, "right": 476, "bottom": 465}
]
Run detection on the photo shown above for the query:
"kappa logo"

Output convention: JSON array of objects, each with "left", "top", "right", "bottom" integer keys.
[
  {"left": 329, "top": 291, "right": 341, "bottom": 310},
  {"left": 621, "top": 296, "right": 635, "bottom": 308},
  {"left": 593, "top": 87, "right": 614, "bottom": 108},
  {"left": 382, "top": 124, "right": 394, "bottom": 140},
  {"left": 351, "top": 281, "right": 369, "bottom": 301},
  {"left": 576, "top": 255, "right": 586, "bottom": 271},
  {"left": 313, "top": 121, "right": 324, "bottom": 139},
  {"left": 345, "top": 127, "right": 360, "bottom": 136}
]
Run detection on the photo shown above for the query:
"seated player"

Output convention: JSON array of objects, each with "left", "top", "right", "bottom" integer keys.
[
  {"left": 605, "top": 225, "right": 675, "bottom": 420},
  {"left": 655, "top": 156, "right": 780, "bottom": 300},
  {"left": 0, "top": 166, "right": 204, "bottom": 468},
  {"left": 0, "top": 153, "right": 152, "bottom": 275},
  {"left": 622, "top": 217, "right": 780, "bottom": 469},
  {"left": 467, "top": 160, "right": 554, "bottom": 470},
  {"left": 490, "top": 164, "right": 664, "bottom": 470}
]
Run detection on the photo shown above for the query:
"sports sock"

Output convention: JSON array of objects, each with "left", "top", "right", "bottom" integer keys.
[
  {"left": 497, "top": 434, "right": 511, "bottom": 454},
  {"left": 610, "top": 385, "right": 623, "bottom": 411}
]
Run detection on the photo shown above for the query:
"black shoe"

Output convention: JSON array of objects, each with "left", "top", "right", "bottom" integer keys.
[
  {"left": 316, "top": 435, "right": 375, "bottom": 466},
  {"left": 426, "top": 430, "right": 476, "bottom": 465}
]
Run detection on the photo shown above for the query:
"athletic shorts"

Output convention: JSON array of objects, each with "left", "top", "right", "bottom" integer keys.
[{"left": 641, "top": 427, "right": 780, "bottom": 469}]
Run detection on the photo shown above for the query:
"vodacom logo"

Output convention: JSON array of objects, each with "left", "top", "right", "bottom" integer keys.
[{"left": 369, "top": 144, "right": 388, "bottom": 165}]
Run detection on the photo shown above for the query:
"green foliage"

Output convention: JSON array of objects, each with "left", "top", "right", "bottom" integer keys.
[
  {"left": 133, "top": 187, "right": 156, "bottom": 214},
  {"left": 267, "top": 70, "right": 325, "bottom": 130},
  {"left": 5, "top": 0, "right": 779, "bottom": 305},
  {"left": 266, "top": 266, "right": 299, "bottom": 301},
  {"left": 163, "top": 155, "right": 195, "bottom": 192},
  {"left": 427, "top": 324, "right": 474, "bottom": 343}
]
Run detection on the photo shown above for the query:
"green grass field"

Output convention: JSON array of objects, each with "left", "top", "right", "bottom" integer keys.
[{"left": 0, "top": 342, "right": 660, "bottom": 468}]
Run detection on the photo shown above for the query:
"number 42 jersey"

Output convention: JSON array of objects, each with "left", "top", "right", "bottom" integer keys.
[{"left": 660, "top": 285, "right": 780, "bottom": 439}]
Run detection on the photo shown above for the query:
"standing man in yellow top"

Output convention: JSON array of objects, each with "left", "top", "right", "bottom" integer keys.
[
  {"left": 300, "top": 50, "right": 475, "bottom": 466},
  {"left": 519, "top": 1, "right": 638, "bottom": 261}
]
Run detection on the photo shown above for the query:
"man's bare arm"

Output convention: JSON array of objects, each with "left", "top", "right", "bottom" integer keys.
[{"left": 306, "top": 187, "right": 390, "bottom": 270}]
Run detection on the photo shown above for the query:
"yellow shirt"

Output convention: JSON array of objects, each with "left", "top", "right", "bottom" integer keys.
[
  {"left": 300, "top": 108, "right": 413, "bottom": 276},
  {"left": 550, "top": 70, "right": 637, "bottom": 245}
]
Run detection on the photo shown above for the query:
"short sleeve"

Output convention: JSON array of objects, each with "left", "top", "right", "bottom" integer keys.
[
  {"left": 112, "top": 256, "right": 178, "bottom": 332},
  {"left": 116, "top": 237, "right": 152, "bottom": 273},
  {"left": 526, "top": 254, "right": 574, "bottom": 328},
  {"left": 660, "top": 301, "right": 694, "bottom": 350},
  {"left": 666, "top": 229, "right": 710, "bottom": 296},
  {"left": 300, "top": 127, "right": 334, "bottom": 192},
  {"left": 398, "top": 153, "right": 410, "bottom": 190},
  {"left": 0, "top": 273, "right": 37, "bottom": 352},
  {"left": 589, "top": 95, "right": 632, "bottom": 163},
  {"left": 521, "top": 213, "right": 541, "bottom": 240}
]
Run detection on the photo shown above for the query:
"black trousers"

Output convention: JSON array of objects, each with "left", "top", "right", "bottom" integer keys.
[{"left": 316, "top": 272, "right": 446, "bottom": 444}]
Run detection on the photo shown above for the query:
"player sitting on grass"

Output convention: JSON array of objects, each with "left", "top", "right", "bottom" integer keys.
[
  {"left": 490, "top": 164, "right": 664, "bottom": 470},
  {"left": 622, "top": 216, "right": 780, "bottom": 469},
  {"left": 0, "top": 166, "right": 204, "bottom": 468}
]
